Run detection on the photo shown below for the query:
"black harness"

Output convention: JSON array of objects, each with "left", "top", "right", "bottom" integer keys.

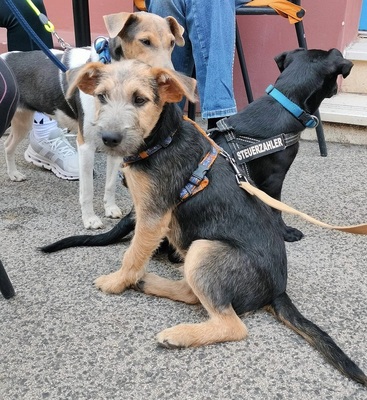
[
  {"left": 208, "top": 84, "right": 318, "bottom": 178},
  {"left": 211, "top": 118, "right": 301, "bottom": 165}
]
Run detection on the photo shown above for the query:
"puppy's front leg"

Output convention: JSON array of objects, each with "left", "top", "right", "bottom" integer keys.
[
  {"left": 78, "top": 141, "right": 104, "bottom": 229},
  {"left": 104, "top": 154, "right": 123, "bottom": 219},
  {"left": 95, "top": 213, "right": 171, "bottom": 294}
]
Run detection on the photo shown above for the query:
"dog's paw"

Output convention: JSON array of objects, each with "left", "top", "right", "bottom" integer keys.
[
  {"left": 94, "top": 271, "right": 127, "bottom": 294},
  {"left": 157, "top": 326, "right": 189, "bottom": 349},
  {"left": 8, "top": 170, "right": 27, "bottom": 182},
  {"left": 283, "top": 226, "right": 304, "bottom": 242},
  {"left": 105, "top": 205, "right": 122, "bottom": 219},
  {"left": 83, "top": 215, "right": 104, "bottom": 230}
]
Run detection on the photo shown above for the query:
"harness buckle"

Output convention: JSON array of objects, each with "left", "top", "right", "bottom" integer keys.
[
  {"left": 306, "top": 115, "right": 319, "bottom": 128},
  {"left": 220, "top": 150, "right": 248, "bottom": 185},
  {"left": 189, "top": 163, "right": 208, "bottom": 186}
]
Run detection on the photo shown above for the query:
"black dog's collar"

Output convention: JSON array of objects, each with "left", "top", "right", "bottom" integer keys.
[{"left": 266, "top": 85, "right": 319, "bottom": 128}]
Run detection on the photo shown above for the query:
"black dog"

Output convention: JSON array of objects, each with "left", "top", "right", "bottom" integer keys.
[
  {"left": 45, "top": 59, "right": 366, "bottom": 385},
  {"left": 41, "top": 48, "right": 353, "bottom": 253},
  {"left": 217, "top": 48, "right": 353, "bottom": 241}
]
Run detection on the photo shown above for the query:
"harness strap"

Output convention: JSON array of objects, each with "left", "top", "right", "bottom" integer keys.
[
  {"left": 183, "top": 115, "right": 222, "bottom": 152},
  {"left": 177, "top": 116, "right": 222, "bottom": 203},
  {"left": 213, "top": 117, "right": 300, "bottom": 164},
  {"left": 179, "top": 145, "right": 219, "bottom": 203}
]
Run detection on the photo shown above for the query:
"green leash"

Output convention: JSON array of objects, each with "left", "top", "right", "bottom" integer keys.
[{"left": 25, "top": 0, "right": 71, "bottom": 49}]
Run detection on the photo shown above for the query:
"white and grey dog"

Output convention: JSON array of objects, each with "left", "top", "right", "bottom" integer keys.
[{"left": 1, "top": 11, "right": 184, "bottom": 229}]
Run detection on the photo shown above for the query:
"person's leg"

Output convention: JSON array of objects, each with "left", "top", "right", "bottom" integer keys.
[
  {"left": 185, "top": 0, "right": 238, "bottom": 121},
  {"left": 146, "top": 0, "right": 195, "bottom": 110},
  {"left": 1, "top": 0, "right": 53, "bottom": 51},
  {"left": 147, "top": 0, "right": 240, "bottom": 126},
  {"left": 0, "top": 58, "right": 19, "bottom": 138}
]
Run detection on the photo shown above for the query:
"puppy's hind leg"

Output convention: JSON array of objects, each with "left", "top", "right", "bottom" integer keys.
[
  {"left": 104, "top": 154, "right": 123, "bottom": 219},
  {"left": 5, "top": 109, "right": 34, "bottom": 181},
  {"left": 157, "top": 240, "right": 248, "bottom": 348},
  {"left": 135, "top": 272, "right": 199, "bottom": 305}
]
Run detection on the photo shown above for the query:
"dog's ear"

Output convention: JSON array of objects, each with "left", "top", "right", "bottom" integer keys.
[
  {"left": 166, "top": 16, "right": 185, "bottom": 47},
  {"left": 103, "top": 12, "right": 137, "bottom": 38},
  {"left": 152, "top": 68, "right": 197, "bottom": 104},
  {"left": 340, "top": 59, "right": 353, "bottom": 78},
  {"left": 328, "top": 48, "right": 354, "bottom": 78},
  {"left": 274, "top": 48, "right": 304, "bottom": 71},
  {"left": 66, "top": 62, "right": 104, "bottom": 98}
]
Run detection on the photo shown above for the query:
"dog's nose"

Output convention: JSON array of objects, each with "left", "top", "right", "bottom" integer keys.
[{"left": 102, "top": 132, "right": 122, "bottom": 147}]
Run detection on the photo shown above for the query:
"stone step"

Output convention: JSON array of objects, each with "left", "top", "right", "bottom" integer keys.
[
  {"left": 343, "top": 37, "right": 367, "bottom": 94},
  {"left": 301, "top": 93, "right": 367, "bottom": 146},
  {"left": 319, "top": 92, "right": 367, "bottom": 126}
]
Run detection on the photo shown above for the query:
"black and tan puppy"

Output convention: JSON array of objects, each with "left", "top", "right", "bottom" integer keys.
[
  {"left": 41, "top": 48, "right": 353, "bottom": 252},
  {"left": 44, "top": 60, "right": 366, "bottom": 386}
]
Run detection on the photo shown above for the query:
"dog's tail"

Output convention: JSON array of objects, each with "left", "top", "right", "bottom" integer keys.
[
  {"left": 268, "top": 292, "right": 367, "bottom": 386},
  {"left": 40, "top": 211, "right": 135, "bottom": 253}
]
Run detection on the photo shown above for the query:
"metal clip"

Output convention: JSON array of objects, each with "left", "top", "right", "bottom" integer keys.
[
  {"left": 220, "top": 150, "right": 248, "bottom": 185},
  {"left": 52, "top": 31, "right": 72, "bottom": 49}
]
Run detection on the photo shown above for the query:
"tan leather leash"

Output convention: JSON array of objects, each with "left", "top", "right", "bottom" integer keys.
[{"left": 240, "top": 181, "right": 367, "bottom": 235}]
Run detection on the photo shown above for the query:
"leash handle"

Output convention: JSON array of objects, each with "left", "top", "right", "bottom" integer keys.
[
  {"left": 4, "top": 0, "right": 68, "bottom": 72},
  {"left": 25, "top": 0, "right": 54, "bottom": 32}
]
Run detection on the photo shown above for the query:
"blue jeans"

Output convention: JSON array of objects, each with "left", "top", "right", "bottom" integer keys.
[{"left": 146, "top": 0, "right": 244, "bottom": 119}]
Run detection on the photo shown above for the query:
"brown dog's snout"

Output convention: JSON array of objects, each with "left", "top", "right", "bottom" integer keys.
[{"left": 102, "top": 132, "right": 122, "bottom": 147}]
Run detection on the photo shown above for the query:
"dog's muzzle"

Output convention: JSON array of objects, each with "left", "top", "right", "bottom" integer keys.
[{"left": 102, "top": 132, "right": 122, "bottom": 148}]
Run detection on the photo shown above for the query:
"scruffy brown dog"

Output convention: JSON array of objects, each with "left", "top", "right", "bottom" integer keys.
[
  {"left": 2, "top": 11, "right": 184, "bottom": 229},
  {"left": 51, "top": 59, "right": 366, "bottom": 386}
]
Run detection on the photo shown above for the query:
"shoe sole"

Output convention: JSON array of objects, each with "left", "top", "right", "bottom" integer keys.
[{"left": 24, "top": 146, "right": 79, "bottom": 181}]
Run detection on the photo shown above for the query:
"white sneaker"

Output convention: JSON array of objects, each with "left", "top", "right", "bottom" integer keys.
[{"left": 24, "top": 128, "right": 79, "bottom": 180}]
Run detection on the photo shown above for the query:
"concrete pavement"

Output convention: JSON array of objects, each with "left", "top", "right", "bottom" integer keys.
[{"left": 0, "top": 136, "right": 366, "bottom": 399}]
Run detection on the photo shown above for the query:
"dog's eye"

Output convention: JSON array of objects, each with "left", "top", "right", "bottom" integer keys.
[
  {"left": 140, "top": 38, "right": 151, "bottom": 46},
  {"left": 133, "top": 95, "right": 147, "bottom": 106},
  {"left": 97, "top": 93, "right": 107, "bottom": 104},
  {"left": 170, "top": 40, "right": 175, "bottom": 48}
]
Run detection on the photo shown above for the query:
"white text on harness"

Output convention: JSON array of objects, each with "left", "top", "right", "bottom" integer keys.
[{"left": 235, "top": 135, "right": 286, "bottom": 163}]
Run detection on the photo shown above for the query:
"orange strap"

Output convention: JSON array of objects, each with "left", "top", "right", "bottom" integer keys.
[
  {"left": 134, "top": 0, "right": 147, "bottom": 11},
  {"left": 246, "top": 0, "right": 305, "bottom": 24},
  {"left": 183, "top": 115, "right": 222, "bottom": 152}
]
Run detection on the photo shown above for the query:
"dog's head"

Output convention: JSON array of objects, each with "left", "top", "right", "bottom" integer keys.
[
  {"left": 67, "top": 60, "right": 196, "bottom": 157},
  {"left": 273, "top": 48, "right": 353, "bottom": 111},
  {"left": 103, "top": 11, "right": 184, "bottom": 69}
]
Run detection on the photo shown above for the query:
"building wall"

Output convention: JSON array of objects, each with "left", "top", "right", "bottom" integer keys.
[
  {"left": 0, "top": 0, "right": 362, "bottom": 110},
  {"left": 234, "top": 0, "right": 363, "bottom": 107}
]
